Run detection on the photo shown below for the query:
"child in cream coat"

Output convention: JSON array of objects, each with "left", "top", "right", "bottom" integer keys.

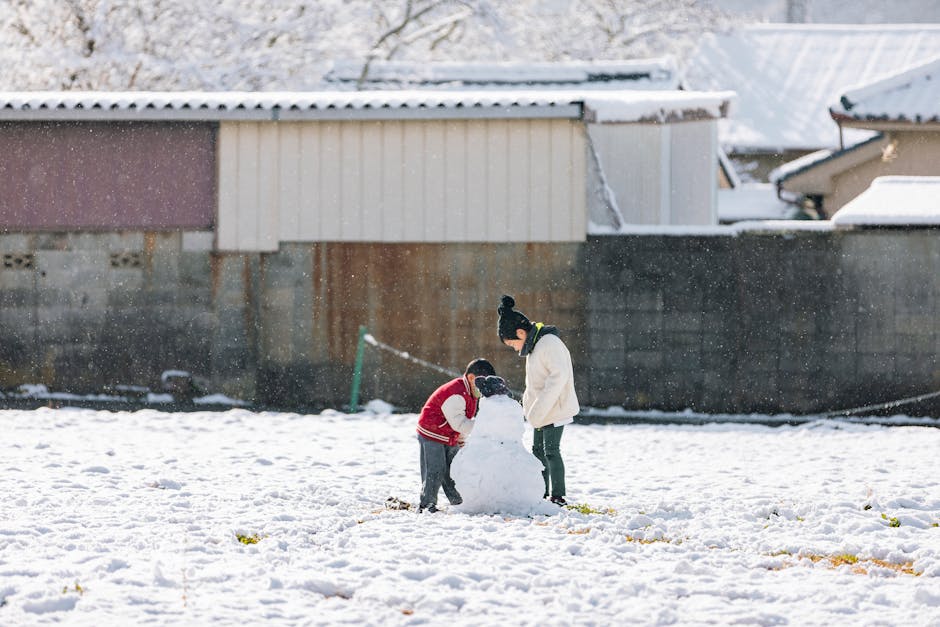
[{"left": 497, "top": 295, "right": 579, "bottom": 506}]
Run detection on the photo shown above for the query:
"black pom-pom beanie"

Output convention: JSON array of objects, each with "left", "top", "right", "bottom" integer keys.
[{"left": 497, "top": 294, "right": 531, "bottom": 340}]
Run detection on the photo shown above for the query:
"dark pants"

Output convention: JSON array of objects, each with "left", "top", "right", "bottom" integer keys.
[
  {"left": 418, "top": 436, "right": 462, "bottom": 509},
  {"left": 532, "top": 424, "right": 565, "bottom": 498}
]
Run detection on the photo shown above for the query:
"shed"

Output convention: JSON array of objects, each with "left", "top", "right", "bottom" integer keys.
[{"left": 0, "top": 89, "right": 733, "bottom": 251}]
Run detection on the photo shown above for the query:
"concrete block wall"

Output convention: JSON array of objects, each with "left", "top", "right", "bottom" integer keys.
[
  {"left": 1, "top": 230, "right": 937, "bottom": 414},
  {"left": 0, "top": 232, "right": 256, "bottom": 399},
  {"left": 580, "top": 231, "right": 940, "bottom": 414}
]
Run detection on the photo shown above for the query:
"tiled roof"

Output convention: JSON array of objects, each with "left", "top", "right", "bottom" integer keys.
[
  {"left": 831, "top": 56, "right": 940, "bottom": 124},
  {"left": 682, "top": 24, "right": 940, "bottom": 151}
]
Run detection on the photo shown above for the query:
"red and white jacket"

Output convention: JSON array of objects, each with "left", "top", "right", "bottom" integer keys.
[{"left": 416, "top": 376, "right": 479, "bottom": 446}]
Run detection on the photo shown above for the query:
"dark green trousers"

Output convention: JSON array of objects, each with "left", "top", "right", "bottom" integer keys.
[{"left": 532, "top": 424, "right": 565, "bottom": 498}]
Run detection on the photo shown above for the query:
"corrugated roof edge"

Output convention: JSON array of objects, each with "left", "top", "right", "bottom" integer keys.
[
  {"left": 0, "top": 90, "right": 588, "bottom": 121},
  {"left": 0, "top": 89, "right": 732, "bottom": 123}
]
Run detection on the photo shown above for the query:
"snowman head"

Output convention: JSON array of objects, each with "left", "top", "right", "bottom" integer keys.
[{"left": 474, "top": 376, "right": 511, "bottom": 398}]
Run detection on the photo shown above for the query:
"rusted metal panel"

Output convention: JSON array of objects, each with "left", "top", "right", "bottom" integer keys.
[
  {"left": 0, "top": 121, "right": 216, "bottom": 230},
  {"left": 294, "top": 242, "right": 582, "bottom": 406}
]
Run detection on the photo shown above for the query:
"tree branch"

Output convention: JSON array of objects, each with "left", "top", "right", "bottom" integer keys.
[{"left": 357, "top": 1, "right": 466, "bottom": 87}]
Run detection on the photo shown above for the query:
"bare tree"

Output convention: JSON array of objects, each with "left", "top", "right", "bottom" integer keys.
[
  {"left": 356, "top": 1, "right": 477, "bottom": 88},
  {"left": 523, "top": 0, "right": 733, "bottom": 61},
  {"left": 0, "top": 0, "right": 733, "bottom": 91}
]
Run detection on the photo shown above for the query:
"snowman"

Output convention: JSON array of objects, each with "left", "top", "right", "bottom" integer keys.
[{"left": 451, "top": 376, "right": 559, "bottom": 516}]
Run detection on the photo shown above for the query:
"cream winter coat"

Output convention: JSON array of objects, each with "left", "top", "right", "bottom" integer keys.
[{"left": 522, "top": 332, "right": 580, "bottom": 429}]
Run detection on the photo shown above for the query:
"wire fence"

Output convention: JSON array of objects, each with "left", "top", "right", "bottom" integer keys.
[
  {"left": 350, "top": 327, "right": 529, "bottom": 410},
  {"left": 349, "top": 326, "right": 940, "bottom": 421},
  {"left": 821, "top": 389, "right": 940, "bottom": 418},
  {"left": 349, "top": 326, "right": 462, "bottom": 410},
  {"left": 364, "top": 333, "right": 462, "bottom": 380}
]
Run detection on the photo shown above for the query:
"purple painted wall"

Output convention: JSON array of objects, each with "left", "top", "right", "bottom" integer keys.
[{"left": 0, "top": 121, "right": 216, "bottom": 230}]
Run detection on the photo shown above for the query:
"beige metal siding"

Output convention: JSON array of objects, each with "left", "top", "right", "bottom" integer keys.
[
  {"left": 465, "top": 120, "right": 488, "bottom": 241},
  {"left": 588, "top": 121, "right": 718, "bottom": 226},
  {"left": 320, "top": 123, "right": 342, "bottom": 241},
  {"left": 277, "top": 124, "right": 300, "bottom": 239},
  {"left": 217, "top": 119, "right": 586, "bottom": 251},
  {"left": 669, "top": 121, "right": 717, "bottom": 225},
  {"left": 486, "top": 121, "right": 511, "bottom": 239},
  {"left": 217, "top": 123, "right": 280, "bottom": 251},
  {"left": 588, "top": 124, "right": 664, "bottom": 225}
]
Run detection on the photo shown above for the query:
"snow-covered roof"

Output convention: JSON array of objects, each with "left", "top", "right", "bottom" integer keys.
[
  {"left": 831, "top": 55, "right": 940, "bottom": 124},
  {"left": 323, "top": 59, "right": 680, "bottom": 90},
  {"left": 831, "top": 176, "right": 940, "bottom": 226},
  {"left": 582, "top": 91, "right": 734, "bottom": 123},
  {"left": 770, "top": 133, "right": 889, "bottom": 189},
  {"left": 767, "top": 148, "right": 835, "bottom": 184},
  {"left": 683, "top": 24, "right": 940, "bottom": 152},
  {"left": 717, "top": 184, "right": 798, "bottom": 222},
  {"left": 0, "top": 89, "right": 732, "bottom": 123}
]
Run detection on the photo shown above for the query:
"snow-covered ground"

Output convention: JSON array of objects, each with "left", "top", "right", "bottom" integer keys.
[{"left": 1, "top": 407, "right": 939, "bottom": 625}]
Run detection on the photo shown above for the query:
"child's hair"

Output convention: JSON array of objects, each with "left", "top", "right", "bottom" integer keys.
[
  {"left": 497, "top": 294, "right": 533, "bottom": 340},
  {"left": 474, "top": 375, "right": 510, "bottom": 398},
  {"left": 464, "top": 358, "right": 496, "bottom": 377}
]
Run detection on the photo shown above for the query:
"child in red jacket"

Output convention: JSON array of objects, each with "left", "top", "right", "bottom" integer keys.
[{"left": 416, "top": 358, "right": 496, "bottom": 512}]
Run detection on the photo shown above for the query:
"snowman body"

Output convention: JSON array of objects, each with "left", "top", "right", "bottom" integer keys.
[{"left": 451, "top": 394, "right": 557, "bottom": 516}]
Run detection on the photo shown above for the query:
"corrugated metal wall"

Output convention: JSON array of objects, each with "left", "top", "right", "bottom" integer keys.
[
  {"left": 588, "top": 120, "right": 716, "bottom": 226},
  {"left": 588, "top": 124, "right": 664, "bottom": 225},
  {"left": 669, "top": 121, "right": 718, "bottom": 225},
  {"left": 217, "top": 119, "right": 588, "bottom": 251}
]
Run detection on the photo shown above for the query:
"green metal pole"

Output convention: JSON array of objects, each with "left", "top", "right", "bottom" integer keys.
[{"left": 349, "top": 325, "right": 368, "bottom": 412}]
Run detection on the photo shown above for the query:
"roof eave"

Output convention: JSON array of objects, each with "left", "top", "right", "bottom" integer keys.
[
  {"left": 0, "top": 103, "right": 585, "bottom": 122},
  {"left": 829, "top": 115, "right": 940, "bottom": 132},
  {"left": 777, "top": 133, "right": 889, "bottom": 193},
  {"left": 584, "top": 106, "right": 725, "bottom": 125}
]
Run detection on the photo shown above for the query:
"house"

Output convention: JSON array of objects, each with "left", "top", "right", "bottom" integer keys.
[
  {"left": 773, "top": 56, "right": 940, "bottom": 217},
  {"left": 682, "top": 24, "right": 940, "bottom": 182}
]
